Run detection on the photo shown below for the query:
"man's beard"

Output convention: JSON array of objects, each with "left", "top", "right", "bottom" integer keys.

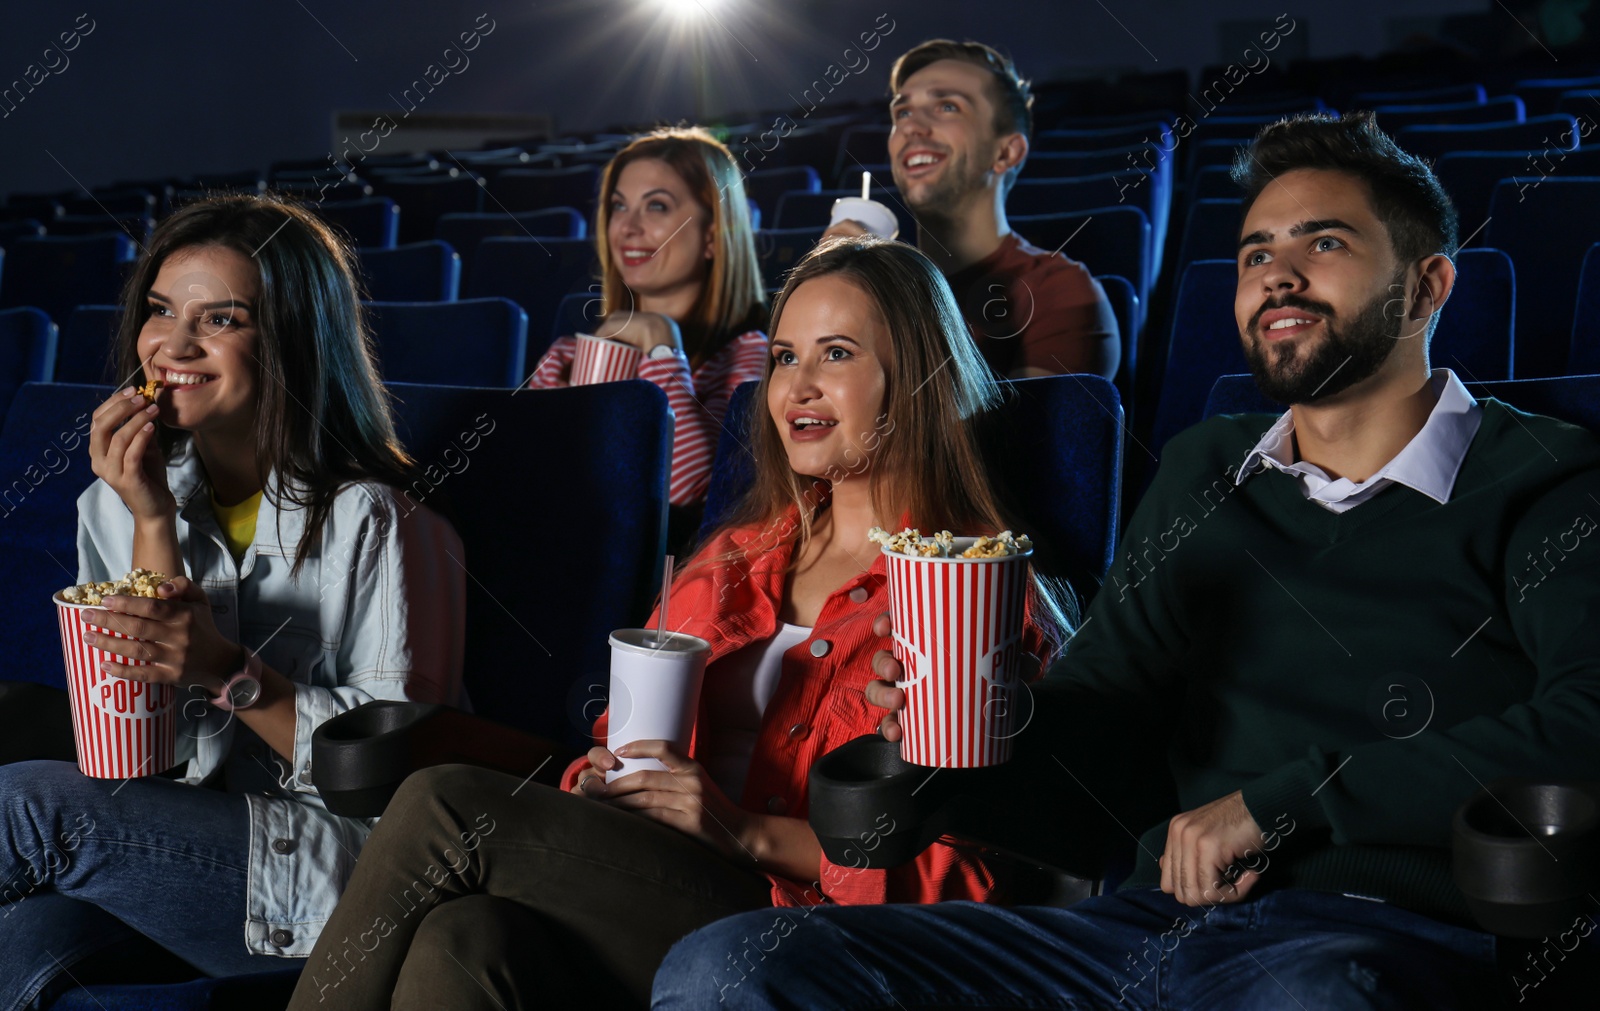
[
  {"left": 1243, "top": 271, "right": 1407, "bottom": 404},
  {"left": 894, "top": 147, "right": 985, "bottom": 221}
]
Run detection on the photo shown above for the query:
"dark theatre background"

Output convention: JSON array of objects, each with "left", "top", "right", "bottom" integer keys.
[{"left": 1, "top": 0, "right": 1598, "bottom": 1007}]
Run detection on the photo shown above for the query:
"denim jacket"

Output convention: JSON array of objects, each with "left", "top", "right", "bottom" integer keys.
[{"left": 76, "top": 439, "right": 466, "bottom": 957}]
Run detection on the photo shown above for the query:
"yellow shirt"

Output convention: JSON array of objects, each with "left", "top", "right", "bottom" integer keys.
[{"left": 211, "top": 490, "right": 263, "bottom": 563}]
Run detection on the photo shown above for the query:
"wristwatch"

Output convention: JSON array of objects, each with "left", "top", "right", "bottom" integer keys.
[
  {"left": 648, "top": 343, "right": 683, "bottom": 360},
  {"left": 211, "top": 651, "right": 264, "bottom": 711}
]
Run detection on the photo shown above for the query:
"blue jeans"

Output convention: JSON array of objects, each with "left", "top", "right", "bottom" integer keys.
[
  {"left": 652, "top": 887, "right": 1503, "bottom": 1010},
  {"left": 0, "top": 760, "right": 289, "bottom": 1010}
]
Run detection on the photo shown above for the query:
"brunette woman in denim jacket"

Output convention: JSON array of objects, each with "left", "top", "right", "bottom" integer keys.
[{"left": 0, "top": 195, "right": 465, "bottom": 1008}]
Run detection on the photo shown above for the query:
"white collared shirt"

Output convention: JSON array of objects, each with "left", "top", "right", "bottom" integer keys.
[{"left": 1233, "top": 369, "right": 1483, "bottom": 513}]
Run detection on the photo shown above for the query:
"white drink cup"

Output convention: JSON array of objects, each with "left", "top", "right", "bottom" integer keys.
[
  {"left": 605, "top": 628, "right": 711, "bottom": 782},
  {"left": 829, "top": 197, "right": 900, "bottom": 240}
]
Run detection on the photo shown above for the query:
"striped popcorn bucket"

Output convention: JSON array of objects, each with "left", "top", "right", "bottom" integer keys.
[
  {"left": 883, "top": 539, "right": 1032, "bottom": 768},
  {"left": 55, "top": 596, "right": 176, "bottom": 779},
  {"left": 570, "top": 333, "right": 643, "bottom": 386}
]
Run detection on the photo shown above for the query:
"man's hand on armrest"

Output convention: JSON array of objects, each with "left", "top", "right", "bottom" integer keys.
[{"left": 1159, "top": 791, "right": 1265, "bottom": 907}]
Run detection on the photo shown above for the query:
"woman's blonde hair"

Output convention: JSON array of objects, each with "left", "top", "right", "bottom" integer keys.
[
  {"left": 596, "top": 127, "right": 767, "bottom": 363},
  {"left": 704, "top": 235, "right": 1074, "bottom": 652}
]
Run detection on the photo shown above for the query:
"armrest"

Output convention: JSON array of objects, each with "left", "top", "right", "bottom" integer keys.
[
  {"left": 806, "top": 735, "right": 1103, "bottom": 881},
  {"left": 312, "top": 701, "right": 577, "bottom": 817},
  {"left": 1453, "top": 778, "right": 1600, "bottom": 938}
]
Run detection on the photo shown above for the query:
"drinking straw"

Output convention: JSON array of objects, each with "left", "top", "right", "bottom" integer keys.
[
  {"left": 655, "top": 554, "right": 675, "bottom": 648},
  {"left": 861, "top": 171, "right": 870, "bottom": 200}
]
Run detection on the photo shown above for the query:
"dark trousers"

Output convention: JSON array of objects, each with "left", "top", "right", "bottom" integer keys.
[{"left": 286, "top": 764, "right": 773, "bottom": 1010}]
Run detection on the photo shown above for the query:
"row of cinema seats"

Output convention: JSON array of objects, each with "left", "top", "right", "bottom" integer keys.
[
  {"left": 7, "top": 362, "right": 1597, "bottom": 1005},
  {"left": 7, "top": 104, "right": 1600, "bottom": 403},
  {"left": 10, "top": 226, "right": 1600, "bottom": 463}
]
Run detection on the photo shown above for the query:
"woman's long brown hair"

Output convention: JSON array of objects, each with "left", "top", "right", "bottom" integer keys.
[
  {"left": 595, "top": 127, "right": 767, "bottom": 364},
  {"left": 699, "top": 235, "right": 1075, "bottom": 654},
  {"left": 114, "top": 194, "right": 414, "bottom": 573}
]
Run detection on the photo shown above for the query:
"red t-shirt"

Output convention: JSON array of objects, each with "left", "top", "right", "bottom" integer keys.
[{"left": 945, "top": 232, "right": 1120, "bottom": 379}]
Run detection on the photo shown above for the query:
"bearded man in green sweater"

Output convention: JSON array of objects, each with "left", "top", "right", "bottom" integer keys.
[{"left": 652, "top": 112, "right": 1600, "bottom": 1010}]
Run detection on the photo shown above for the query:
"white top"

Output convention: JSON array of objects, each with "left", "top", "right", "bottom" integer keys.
[
  {"left": 701, "top": 622, "right": 812, "bottom": 802},
  {"left": 1233, "top": 369, "right": 1483, "bottom": 513}
]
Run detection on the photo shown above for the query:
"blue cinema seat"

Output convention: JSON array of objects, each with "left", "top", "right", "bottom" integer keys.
[
  {"left": 1434, "top": 247, "right": 1516, "bottom": 381},
  {"left": 745, "top": 167, "right": 821, "bottom": 228},
  {"left": 550, "top": 289, "right": 605, "bottom": 349},
  {"left": 465, "top": 237, "right": 598, "bottom": 348},
  {"left": 316, "top": 196, "right": 400, "bottom": 250},
  {"left": 0, "top": 235, "right": 138, "bottom": 324},
  {"left": 1570, "top": 242, "right": 1600, "bottom": 376},
  {"left": 1189, "top": 166, "right": 1243, "bottom": 201},
  {"left": 365, "top": 298, "right": 528, "bottom": 387},
  {"left": 367, "top": 175, "right": 484, "bottom": 245},
  {"left": 1432, "top": 149, "right": 1600, "bottom": 239},
  {"left": 754, "top": 226, "right": 825, "bottom": 292},
  {"left": 1371, "top": 95, "right": 1525, "bottom": 130},
  {"left": 0, "top": 219, "right": 47, "bottom": 246},
  {"left": 1033, "top": 121, "right": 1173, "bottom": 155},
  {"left": 0, "top": 307, "right": 59, "bottom": 422},
  {"left": 699, "top": 374, "right": 1124, "bottom": 603},
  {"left": 832, "top": 124, "right": 893, "bottom": 180},
  {"left": 1397, "top": 116, "right": 1581, "bottom": 164},
  {"left": 1096, "top": 273, "right": 1140, "bottom": 400},
  {"left": 434, "top": 209, "right": 587, "bottom": 284},
  {"left": 1351, "top": 83, "right": 1486, "bottom": 107},
  {"left": 1173, "top": 198, "right": 1241, "bottom": 281},
  {"left": 1151, "top": 260, "right": 1247, "bottom": 455},
  {"left": 357, "top": 241, "right": 461, "bottom": 303},
  {"left": 1007, "top": 171, "right": 1166, "bottom": 291},
  {"left": 1513, "top": 75, "right": 1600, "bottom": 117},
  {"left": 56, "top": 306, "right": 122, "bottom": 385},
  {"left": 0, "top": 383, "right": 115, "bottom": 689},
  {"left": 488, "top": 165, "right": 601, "bottom": 215},
  {"left": 1486, "top": 177, "right": 1600, "bottom": 377}
]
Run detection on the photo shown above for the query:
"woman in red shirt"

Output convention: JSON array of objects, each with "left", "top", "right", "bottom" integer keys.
[
  {"left": 527, "top": 128, "right": 768, "bottom": 538},
  {"left": 288, "top": 236, "right": 1073, "bottom": 1010}
]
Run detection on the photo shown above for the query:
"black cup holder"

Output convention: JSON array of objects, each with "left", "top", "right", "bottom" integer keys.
[
  {"left": 1453, "top": 779, "right": 1600, "bottom": 938},
  {"left": 807, "top": 735, "right": 973, "bottom": 870},
  {"left": 312, "top": 701, "right": 573, "bottom": 818}
]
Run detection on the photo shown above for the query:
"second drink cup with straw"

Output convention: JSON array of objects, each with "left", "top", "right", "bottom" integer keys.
[
  {"left": 606, "top": 554, "right": 712, "bottom": 782},
  {"left": 829, "top": 171, "right": 900, "bottom": 240}
]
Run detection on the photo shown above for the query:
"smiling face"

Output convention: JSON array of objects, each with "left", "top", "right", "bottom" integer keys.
[
  {"left": 888, "top": 58, "right": 1011, "bottom": 214},
  {"left": 136, "top": 244, "right": 262, "bottom": 437},
  {"left": 1235, "top": 168, "right": 1413, "bottom": 403},
  {"left": 767, "top": 274, "right": 893, "bottom": 483},
  {"left": 605, "top": 157, "right": 714, "bottom": 314}
]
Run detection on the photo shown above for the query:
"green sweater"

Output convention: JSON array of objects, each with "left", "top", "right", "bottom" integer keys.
[{"left": 1038, "top": 400, "right": 1600, "bottom": 922}]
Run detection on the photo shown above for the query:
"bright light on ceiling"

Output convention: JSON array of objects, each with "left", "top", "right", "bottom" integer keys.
[{"left": 657, "top": 0, "right": 719, "bottom": 19}]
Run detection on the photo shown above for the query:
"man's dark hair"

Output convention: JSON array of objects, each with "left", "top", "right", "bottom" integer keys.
[
  {"left": 1232, "top": 111, "right": 1460, "bottom": 264},
  {"left": 890, "top": 40, "right": 1033, "bottom": 141}
]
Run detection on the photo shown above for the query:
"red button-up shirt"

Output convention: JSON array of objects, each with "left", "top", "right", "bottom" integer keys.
[{"left": 562, "top": 507, "right": 1052, "bottom": 908}]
